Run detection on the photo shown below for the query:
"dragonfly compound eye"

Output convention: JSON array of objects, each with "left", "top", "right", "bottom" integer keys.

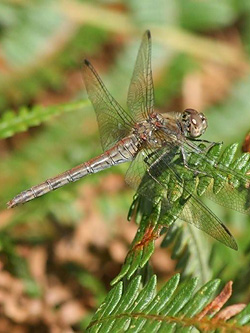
[{"left": 182, "top": 109, "right": 208, "bottom": 138}]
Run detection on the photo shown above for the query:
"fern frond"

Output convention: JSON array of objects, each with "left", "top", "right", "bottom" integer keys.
[
  {"left": 88, "top": 274, "right": 250, "bottom": 332},
  {"left": 113, "top": 143, "right": 250, "bottom": 284},
  {"left": 0, "top": 99, "right": 90, "bottom": 139}
]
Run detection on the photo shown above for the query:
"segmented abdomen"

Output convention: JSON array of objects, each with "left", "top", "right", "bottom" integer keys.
[{"left": 7, "top": 135, "right": 139, "bottom": 208}]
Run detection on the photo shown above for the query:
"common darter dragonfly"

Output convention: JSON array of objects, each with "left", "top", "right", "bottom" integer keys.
[{"left": 7, "top": 31, "right": 250, "bottom": 250}]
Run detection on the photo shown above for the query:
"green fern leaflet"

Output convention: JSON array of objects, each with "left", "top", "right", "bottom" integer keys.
[{"left": 88, "top": 274, "right": 250, "bottom": 332}]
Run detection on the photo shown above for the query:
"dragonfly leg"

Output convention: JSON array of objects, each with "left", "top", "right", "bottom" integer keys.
[
  {"left": 192, "top": 139, "right": 222, "bottom": 152},
  {"left": 181, "top": 146, "right": 207, "bottom": 176},
  {"left": 192, "top": 138, "right": 222, "bottom": 145},
  {"left": 205, "top": 141, "right": 223, "bottom": 152},
  {"left": 144, "top": 150, "right": 158, "bottom": 165},
  {"left": 181, "top": 146, "right": 189, "bottom": 168}
]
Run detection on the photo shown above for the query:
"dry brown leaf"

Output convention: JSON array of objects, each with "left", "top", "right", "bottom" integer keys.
[
  {"left": 27, "top": 246, "right": 47, "bottom": 282},
  {"left": 99, "top": 174, "right": 125, "bottom": 193},
  {"left": 182, "top": 29, "right": 248, "bottom": 111},
  {"left": 45, "top": 285, "right": 72, "bottom": 307},
  {"left": 0, "top": 271, "right": 24, "bottom": 294},
  {"left": 58, "top": 300, "right": 86, "bottom": 325},
  {"left": 242, "top": 131, "right": 250, "bottom": 153},
  {"left": 151, "top": 246, "right": 175, "bottom": 274},
  {"left": 197, "top": 281, "right": 233, "bottom": 320},
  {"left": 214, "top": 304, "right": 246, "bottom": 321},
  {"left": 0, "top": 318, "right": 27, "bottom": 333},
  {"left": 109, "top": 239, "right": 128, "bottom": 263}
]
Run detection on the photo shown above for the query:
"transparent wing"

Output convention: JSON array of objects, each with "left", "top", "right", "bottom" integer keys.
[
  {"left": 125, "top": 150, "right": 148, "bottom": 190},
  {"left": 203, "top": 181, "right": 250, "bottom": 214},
  {"left": 126, "top": 143, "right": 237, "bottom": 250},
  {"left": 179, "top": 192, "right": 238, "bottom": 250},
  {"left": 184, "top": 143, "right": 250, "bottom": 214},
  {"left": 82, "top": 60, "right": 134, "bottom": 151},
  {"left": 127, "top": 30, "right": 154, "bottom": 122}
]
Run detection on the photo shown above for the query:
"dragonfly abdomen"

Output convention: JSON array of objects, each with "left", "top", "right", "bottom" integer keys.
[
  {"left": 7, "top": 172, "right": 81, "bottom": 208},
  {"left": 7, "top": 136, "right": 138, "bottom": 208}
]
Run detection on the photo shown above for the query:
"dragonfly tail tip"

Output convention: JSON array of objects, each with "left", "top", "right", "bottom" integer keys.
[{"left": 6, "top": 200, "right": 15, "bottom": 209}]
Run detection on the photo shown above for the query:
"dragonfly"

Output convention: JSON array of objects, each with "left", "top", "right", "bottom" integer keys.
[{"left": 7, "top": 31, "right": 250, "bottom": 250}]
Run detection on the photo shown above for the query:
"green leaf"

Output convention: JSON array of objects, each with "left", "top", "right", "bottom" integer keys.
[
  {"left": 0, "top": 100, "right": 90, "bottom": 139},
  {"left": 87, "top": 274, "right": 250, "bottom": 332}
]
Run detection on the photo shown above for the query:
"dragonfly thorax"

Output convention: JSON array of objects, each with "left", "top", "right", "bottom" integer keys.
[{"left": 133, "top": 113, "right": 166, "bottom": 146}]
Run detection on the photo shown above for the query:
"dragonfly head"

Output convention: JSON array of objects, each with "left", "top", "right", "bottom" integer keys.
[{"left": 182, "top": 109, "right": 207, "bottom": 138}]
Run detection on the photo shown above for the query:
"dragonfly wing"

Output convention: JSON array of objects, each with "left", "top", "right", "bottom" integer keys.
[
  {"left": 183, "top": 142, "right": 250, "bottom": 214},
  {"left": 82, "top": 60, "right": 134, "bottom": 151},
  {"left": 180, "top": 192, "right": 238, "bottom": 250},
  {"left": 202, "top": 181, "right": 250, "bottom": 215},
  {"left": 127, "top": 30, "right": 154, "bottom": 122},
  {"left": 125, "top": 149, "right": 148, "bottom": 190},
  {"left": 154, "top": 148, "right": 238, "bottom": 249},
  {"left": 201, "top": 169, "right": 250, "bottom": 215},
  {"left": 127, "top": 143, "right": 237, "bottom": 250}
]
